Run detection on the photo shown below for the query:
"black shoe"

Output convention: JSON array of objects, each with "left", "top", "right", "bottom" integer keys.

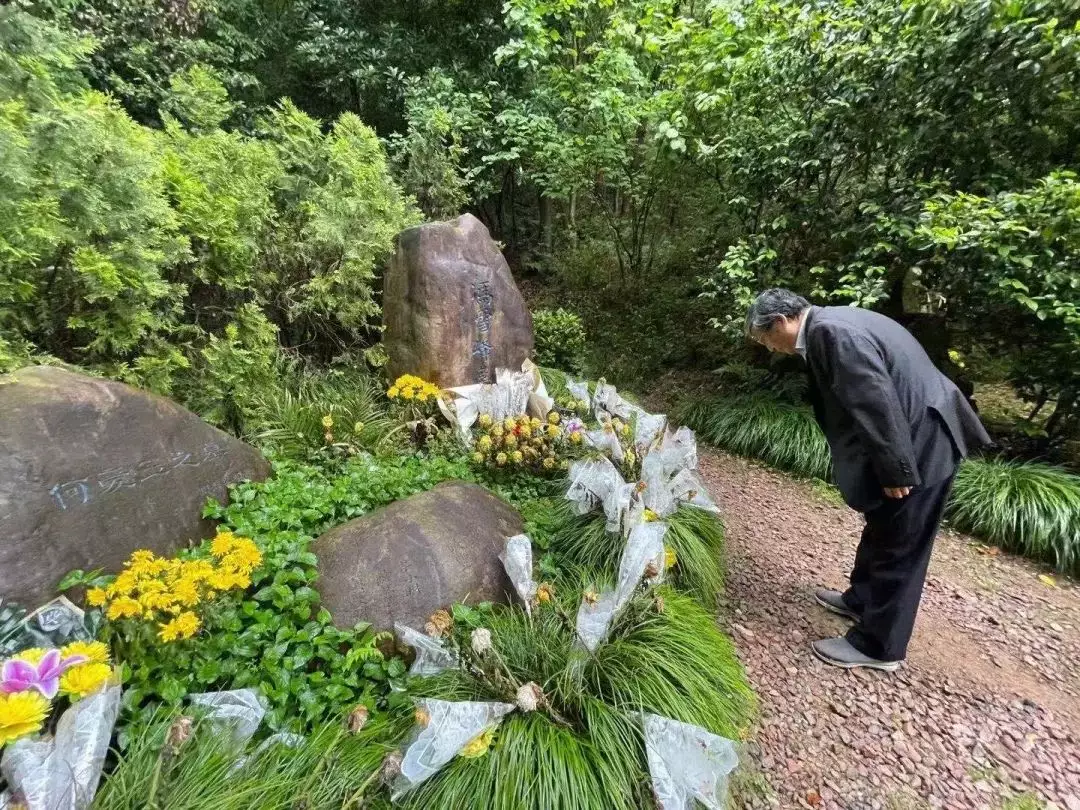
[
  {"left": 814, "top": 589, "right": 860, "bottom": 621},
  {"left": 811, "top": 637, "right": 901, "bottom": 672}
]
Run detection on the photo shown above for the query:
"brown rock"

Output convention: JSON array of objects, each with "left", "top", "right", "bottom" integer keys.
[
  {"left": 0, "top": 366, "right": 270, "bottom": 606},
  {"left": 383, "top": 214, "right": 533, "bottom": 387},
  {"left": 312, "top": 481, "right": 521, "bottom": 630}
]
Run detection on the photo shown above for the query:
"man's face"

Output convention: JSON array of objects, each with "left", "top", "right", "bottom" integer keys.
[{"left": 750, "top": 315, "right": 800, "bottom": 355}]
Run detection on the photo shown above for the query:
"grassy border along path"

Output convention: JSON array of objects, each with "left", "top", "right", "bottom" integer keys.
[{"left": 677, "top": 395, "right": 1080, "bottom": 576}]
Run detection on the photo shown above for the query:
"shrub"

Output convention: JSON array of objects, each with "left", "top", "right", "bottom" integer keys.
[
  {"left": 949, "top": 458, "right": 1080, "bottom": 574},
  {"left": 676, "top": 395, "right": 831, "bottom": 480},
  {"left": 533, "top": 308, "right": 587, "bottom": 374}
]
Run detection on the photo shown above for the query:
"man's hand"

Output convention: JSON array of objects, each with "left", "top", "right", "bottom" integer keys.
[{"left": 883, "top": 486, "right": 912, "bottom": 499}]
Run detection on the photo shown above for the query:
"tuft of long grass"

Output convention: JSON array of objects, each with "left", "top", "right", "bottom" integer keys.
[
  {"left": 550, "top": 502, "right": 727, "bottom": 607},
  {"left": 405, "top": 586, "right": 753, "bottom": 809},
  {"left": 92, "top": 708, "right": 408, "bottom": 810},
  {"left": 245, "top": 367, "right": 405, "bottom": 458},
  {"left": 676, "top": 395, "right": 831, "bottom": 480},
  {"left": 949, "top": 457, "right": 1080, "bottom": 574},
  {"left": 400, "top": 709, "right": 644, "bottom": 810}
]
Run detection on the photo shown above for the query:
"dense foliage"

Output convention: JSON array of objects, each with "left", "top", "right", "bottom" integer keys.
[{"left": 0, "top": 8, "right": 417, "bottom": 417}]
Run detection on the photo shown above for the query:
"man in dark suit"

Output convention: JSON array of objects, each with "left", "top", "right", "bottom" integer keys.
[{"left": 745, "top": 289, "right": 991, "bottom": 670}]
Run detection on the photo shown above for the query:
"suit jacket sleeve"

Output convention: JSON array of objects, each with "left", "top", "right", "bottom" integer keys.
[{"left": 814, "top": 327, "right": 921, "bottom": 488}]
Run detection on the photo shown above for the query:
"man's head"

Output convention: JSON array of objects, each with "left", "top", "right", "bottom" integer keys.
[{"left": 745, "top": 288, "right": 811, "bottom": 355}]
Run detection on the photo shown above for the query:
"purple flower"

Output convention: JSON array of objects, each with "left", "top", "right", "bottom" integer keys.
[
  {"left": 1, "top": 649, "right": 87, "bottom": 699},
  {"left": 566, "top": 418, "right": 585, "bottom": 434}
]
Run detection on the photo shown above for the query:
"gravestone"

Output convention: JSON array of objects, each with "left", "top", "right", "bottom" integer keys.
[
  {"left": 0, "top": 366, "right": 270, "bottom": 606},
  {"left": 312, "top": 481, "right": 521, "bottom": 631},
  {"left": 383, "top": 213, "right": 534, "bottom": 388}
]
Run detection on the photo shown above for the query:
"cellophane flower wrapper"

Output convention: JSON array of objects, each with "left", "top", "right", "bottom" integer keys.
[
  {"left": 189, "top": 688, "right": 265, "bottom": 751},
  {"left": 393, "top": 699, "right": 515, "bottom": 797},
  {"left": 395, "top": 624, "right": 459, "bottom": 677},
  {"left": 1, "top": 598, "right": 96, "bottom": 658},
  {"left": 668, "top": 469, "right": 721, "bottom": 514},
  {"left": 640, "top": 452, "right": 678, "bottom": 519},
  {"left": 633, "top": 411, "right": 668, "bottom": 455},
  {"left": 643, "top": 712, "right": 738, "bottom": 810},
  {"left": 575, "top": 517, "right": 667, "bottom": 652},
  {"left": 440, "top": 363, "right": 549, "bottom": 442},
  {"left": 566, "top": 458, "right": 624, "bottom": 518},
  {"left": 0, "top": 681, "right": 121, "bottom": 810},
  {"left": 592, "top": 382, "right": 635, "bottom": 422},
  {"left": 658, "top": 426, "right": 698, "bottom": 475},
  {"left": 499, "top": 535, "right": 537, "bottom": 615},
  {"left": 565, "top": 377, "right": 592, "bottom": 409},
  {"left": 584, "top": 423, "right": 625, "bottom": 464}
]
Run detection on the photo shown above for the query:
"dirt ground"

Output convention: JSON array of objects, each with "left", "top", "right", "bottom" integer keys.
[{"left": 697, "top": 451, "right": 1080, "bottom": 810}]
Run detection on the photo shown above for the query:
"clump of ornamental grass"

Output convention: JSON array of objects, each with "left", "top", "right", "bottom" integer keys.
[
  {"left": 549, "top": 502, "right": 727, "bottom": 608},
  {"left": 400, "top": 584, "right": 754, "bottom": 810},
  {"left": 949, "top": 457, "right": 1080, "bottom": 574},
  {"left": 677, "top": 395, "right": 831, "bottom": 480},
  {"left": 91, "top": 707, "right": 408, "bottom": 810}
]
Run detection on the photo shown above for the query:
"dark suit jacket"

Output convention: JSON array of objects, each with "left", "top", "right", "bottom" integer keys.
[{"left": 803, "top": 306, "right": 991, "bottom": 512}]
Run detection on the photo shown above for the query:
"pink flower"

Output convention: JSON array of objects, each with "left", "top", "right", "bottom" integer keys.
[{"left": 1, "top": 649, "right": 87, "bottom": 700}]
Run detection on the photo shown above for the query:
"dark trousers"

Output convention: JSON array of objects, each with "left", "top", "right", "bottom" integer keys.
[{"left": 842, "top": 473, "right": 956, "bottom": 661}]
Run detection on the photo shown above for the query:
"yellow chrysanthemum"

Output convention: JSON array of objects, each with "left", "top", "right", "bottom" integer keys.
[
  {"left": 59, "top": 662, "right": 112, "bottom": 699},
  {"left": 182, "top": 560, "right": 215, "bottom": 583},
  {"left": 12, "top": 648, "right": 48, "bottom": 665},
  {"left": 172, "top": 578, "right": 201, "bottom": 607},
  {"left": 158, "top": 611, "right": 201, "bottom": 642},
  {"left": 495, "top": 452, "right": 507, "bottom": 467},
  {"left": 536, "top": 583, "right": 554, "bottom": 603},
  {"left": 471, "top": 452, "right": 485, "bottom": 464},
  {"left": 129, "top": 550, "right": 156, "bottom": 566},
  {"left": 643, "top": 508, "right": 660, "bottom": 523},
  {"left": 546, "top": 425, "right": 561, "bottom": 438},
  {"left": 0, "top": 691, "right": 50, "bottom": 746},
  {"left": 106, "top": 597, "right": 143, "bottom": 621},
  {"left": 477, "top": 435, "right": 493, "bottom": 451},
  {"left": 547, "top": 412, "right": 561, "bottom": 425},
  {"left": 569, "top": 432, "right": 583, "bottom": 445},
  {"left": 511, "top": 451, "right": 524, "bottom": 464},
  {"left": 478, "top": 414, "right": 493, "bottom": 428},
  {"left": 61, "top": 641, "right": 111, "bottom": 665},
  {"left": 664, "top": 546, "right": 677, "bottom": 570},
  {"left": 139, "top": 591, "right": 177, "bottom": 615},
  {"left": 387, "top": 386, "right": 400, "bottom": 399},
  {"left": 221, "top": 540, "right": 262, "bottom": 574},
  {"left": 210, "top": 531, "right": 236, "bottom": 557},
  {"left": 85, "top": 587, "right": 108, "bottom": 608},
  {"left": 322, "top": 414, "right": 334, "bottom": 429},
  {"left": 459, "top": 727, "right": 496, "bottom": 759}
]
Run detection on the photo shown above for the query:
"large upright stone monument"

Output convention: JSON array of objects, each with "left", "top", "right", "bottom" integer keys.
[
  {"left": 383, "top": 214, "right": 534, "bottom": 388},
  {"left": 0, "top": 366, "right": 270, "bottom": 606}
]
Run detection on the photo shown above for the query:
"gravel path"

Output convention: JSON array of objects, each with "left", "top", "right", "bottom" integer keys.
[{"left": 698, "top": 452, "right": 1080, "bottom": 810}]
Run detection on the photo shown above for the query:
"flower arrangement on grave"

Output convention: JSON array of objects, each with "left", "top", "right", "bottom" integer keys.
[
  {"left": 0, "top": 640, "right": 116, "bottom": 747},
  {"left": 469, "top": 412, "right": 572, "bottom": 474}
]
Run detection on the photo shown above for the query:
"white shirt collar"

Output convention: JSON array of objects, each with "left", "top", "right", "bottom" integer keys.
[{"left": 795, "top": 309, "right": 810, "bottom": 357}]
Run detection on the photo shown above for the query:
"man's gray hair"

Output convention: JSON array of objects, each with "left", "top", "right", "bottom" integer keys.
[{"left": 745, "top": 288, "right": 811, "bottom": 335}]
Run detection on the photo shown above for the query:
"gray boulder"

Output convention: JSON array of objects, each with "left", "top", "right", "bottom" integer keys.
[
  {"left": 312, "top": 481, "right": 522, "bottom": 631},
  {"left": 0, "top": 366, "right": 270, "bottom": 606},
  {"left": 383, "top": 213, "right": 534, "bottom": 388}
]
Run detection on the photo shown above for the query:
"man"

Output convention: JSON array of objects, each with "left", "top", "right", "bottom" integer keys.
[{"left": 745, "top": 289, "right": 990, "bottom": 671}]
